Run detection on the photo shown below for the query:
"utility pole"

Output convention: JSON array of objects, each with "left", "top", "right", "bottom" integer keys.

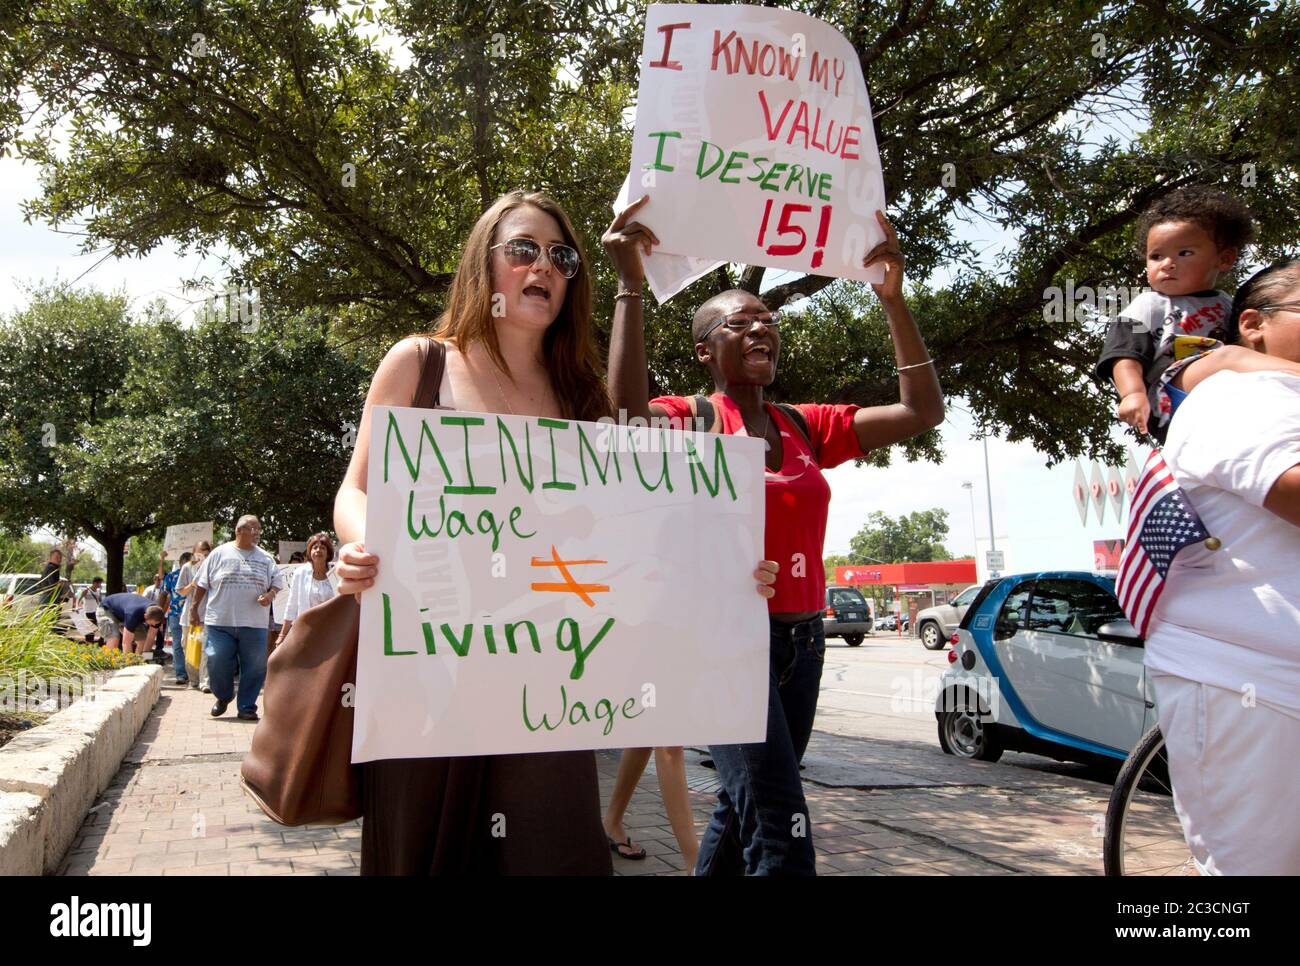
[
  {"left": 983, "top": 436, "right": 996, "bottom": 552},
  {"left": 961, "top": 481, "right": 977, "bottom": 558}
]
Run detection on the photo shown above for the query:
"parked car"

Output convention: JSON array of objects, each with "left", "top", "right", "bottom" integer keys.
[
  {"left": 934, "top": 572, "right": 1152, "bottom": 767},
  {"left": 823, "top": 585, "right": 872, "bottom": 646},
  {"left": 874, "top": 613, "right": 897, "bottom": 631},
  {"left": 0, "top": 572, "right": 47, "bottom": 621},
  {"left": 915, "top": 585, "right": 981, "bottom": 650}
]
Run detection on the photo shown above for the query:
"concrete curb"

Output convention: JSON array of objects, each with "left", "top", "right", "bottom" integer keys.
[{"left": 0, "top": 664, "right": 162, "bottom": 874}]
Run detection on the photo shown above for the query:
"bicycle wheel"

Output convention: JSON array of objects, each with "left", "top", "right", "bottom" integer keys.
[{"left": 1103, "top": 725, "right": 1197, "bottom": 876}]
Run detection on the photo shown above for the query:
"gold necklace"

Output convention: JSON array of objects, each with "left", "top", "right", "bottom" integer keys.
[{"left": 488, "top": 362, "right": 517, "bottom": 416}]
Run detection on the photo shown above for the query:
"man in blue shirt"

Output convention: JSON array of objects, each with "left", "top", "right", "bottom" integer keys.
[
  {"left": 99, "top": 593, "right": 166, "bottom": 655},
  {"left": 161, "top": 552, "right": 191, "bottom": 683}
]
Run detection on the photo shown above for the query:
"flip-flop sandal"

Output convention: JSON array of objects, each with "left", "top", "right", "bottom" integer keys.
[{"left": 608, "top": 835, "right": 647, "bottom": 860}]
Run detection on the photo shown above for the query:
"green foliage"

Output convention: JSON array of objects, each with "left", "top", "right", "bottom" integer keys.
[
  {"left": 123, "top": 533, "right": 165, "bottom": 588},
  {"left": 848, "top": 508, "right": 954, "bottom": 564},
  {"left": 0, "top": 595, "right": 142, "bottom": 685},
  {"left": 0, "top": 285, "right": 367, "bottom": 590},
  {"left": 0, "top": 0, "right": 1298, "bottom": 466},
  {"left": 0, "top": 533, "right": 45, "bottom": 574},
  {"left": 823, "top": 553, "right": 850, "bottom": 586}
]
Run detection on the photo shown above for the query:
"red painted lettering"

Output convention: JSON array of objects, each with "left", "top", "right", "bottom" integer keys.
[
  {"left": 650, "top": 22, "right": 691, "bottom": 70},
  {"left": 758, "top": 90, "right": 794, "bottom": 141},
  {"left": 841, "top": 126, "right": 861, "bottom": 160}
]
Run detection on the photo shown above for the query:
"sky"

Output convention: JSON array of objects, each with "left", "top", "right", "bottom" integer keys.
[{"left": 0, "top": 15, "right": 1142, "bottom": 576}]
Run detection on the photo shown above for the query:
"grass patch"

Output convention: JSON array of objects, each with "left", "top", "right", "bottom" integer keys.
[{"left": 0, "top": 597, "right": 144, "bottom": 725}]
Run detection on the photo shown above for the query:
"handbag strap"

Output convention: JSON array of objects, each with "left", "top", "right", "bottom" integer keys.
[{"left": 413, "top": 338, "right": 447, "bottom": 408}]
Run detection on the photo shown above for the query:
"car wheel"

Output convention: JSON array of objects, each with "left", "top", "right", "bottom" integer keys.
[
  {"left": 920, "top": 621, "right": 944, "bottom": 650},
  {"left": 937, "top": 698, "right": 1003, "bottom": 762},
  {"left": 845, "top": 633, "right": 864, "bottom": 647}
]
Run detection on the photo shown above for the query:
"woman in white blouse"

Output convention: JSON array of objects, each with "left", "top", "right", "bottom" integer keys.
[{"left": 274, "top": 532, "right": 338, "bottom": 647}]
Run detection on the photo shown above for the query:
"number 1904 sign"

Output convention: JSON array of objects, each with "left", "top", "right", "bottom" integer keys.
[{"left": 628, "top": 3, "right": 887, "bottom": 296}]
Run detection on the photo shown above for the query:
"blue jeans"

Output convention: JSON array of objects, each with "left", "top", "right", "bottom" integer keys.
[
  {"left": 205, "top": 625, "right": 268, "bottom": 715},
  {"left": 695, "top": 616, "right": 825, "bottom": 876},
  {"left": 167, "top": 613, "right": 186, "bottom": 682}
]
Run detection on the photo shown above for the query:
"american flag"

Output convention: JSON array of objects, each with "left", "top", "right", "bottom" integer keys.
[{"left": 1115, "top": 449, "right": 1212, "bottom": 637}]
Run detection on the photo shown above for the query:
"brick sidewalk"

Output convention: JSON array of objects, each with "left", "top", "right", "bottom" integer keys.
[{"left": 57, "top": 681, "right": 1114, "bottom": 876}]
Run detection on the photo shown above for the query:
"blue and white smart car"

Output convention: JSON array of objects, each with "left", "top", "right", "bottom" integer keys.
[{"left": 934, "top": 572, "right": 1156, "bottom": 765}]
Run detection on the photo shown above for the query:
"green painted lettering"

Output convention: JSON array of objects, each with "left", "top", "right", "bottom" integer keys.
[
  {"left": 496, "top": 417, "right": 535, "bottom": 492},
  {"left": 646, "top": 131, "right": 681, "bottom": 172},
  {"left": 556, "top": 616, "right": 615, "bottom": 681},
  {"left": 383, "top": 412, "right": 453, "bottom": 485},
  {"left": 382, "top": 593, "right": 416, "bottom": 655},
  {"left": 539, "top": 417, "right": 576, "bottom": 490},
  {"left": 522, "top": 684, "right": 566, "bottom": 732},
  {"left": 760, "top": 161, "right": 788, "bottom": 191},
  {"left": 686, "top": 436, "right": 738, "bottom": 500},
  {"left": 719, "top": 150, "right": 748, "bottom": 184},
  {"left": 695, "top": 140, "right": 726, "bottom": 178},
  {"left": 577, "top": 423, "right": 622, "bottom": 485},
  {"left": 440, "top": 623, "right": 473, "bottom": 657},
  {"left": 439, "top": 416, "right": 496, "bottom": 494},
  {"left": 630, "top": 439, "right": 674, "bottom": 493},
  {"left": 505, "top": 620, "right": 541, "bottom": 654}
]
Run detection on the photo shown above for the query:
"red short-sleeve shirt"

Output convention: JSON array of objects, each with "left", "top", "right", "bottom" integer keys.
[{"left": 650, "top": 393, "right": 864, "bottom": 613}]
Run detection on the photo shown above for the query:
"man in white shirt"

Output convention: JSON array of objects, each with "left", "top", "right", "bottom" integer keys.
[
  {"left": 1148, "top": 270, "right": 1300, "bottom": 875},
  {"left": 190, "top": 515, "right": 284, "bottom": 722}
]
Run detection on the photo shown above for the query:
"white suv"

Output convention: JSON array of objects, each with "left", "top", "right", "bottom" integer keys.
[{"left": 914, "top": 585, "right": 980, "bottom": 650}]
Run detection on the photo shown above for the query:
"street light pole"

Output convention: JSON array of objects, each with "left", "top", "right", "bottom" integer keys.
[
  {"left": 961, "top": 481, "right": 978, "bottom": 558},
  {"left": 983, "top": 435, "right": 997, "bottom": 553}
]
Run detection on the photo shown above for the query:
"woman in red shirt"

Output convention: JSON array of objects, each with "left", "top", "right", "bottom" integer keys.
[{"left": 603, "top": 198, "right": 943, "bottom": 875}]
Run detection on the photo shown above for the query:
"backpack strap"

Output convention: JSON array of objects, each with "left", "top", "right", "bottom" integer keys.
[
  {"left": 775, "top": 403, "right": 817, "bottom": 463},
  {"left": 413, "top": 338, "right": 447, "bottom": 409},
  {"left": 689, "top": 394, "right": 722, "bottom": 433}
]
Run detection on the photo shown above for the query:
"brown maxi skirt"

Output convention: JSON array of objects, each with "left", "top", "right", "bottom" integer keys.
[{"left": 360, "top": 751, "right": 612, "bottom": 875}]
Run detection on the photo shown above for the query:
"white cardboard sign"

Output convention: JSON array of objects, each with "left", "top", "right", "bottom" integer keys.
[
  {"left": 353, "top": 406, "right": 769, "bottom": 761},
  {"left": 162, "top": 521, "right": 212, "bottom": 560},
  {"left": 626, "top": 3, "right": 887, "bottom": 302}
]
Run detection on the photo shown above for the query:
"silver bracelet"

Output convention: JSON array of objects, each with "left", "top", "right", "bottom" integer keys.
[{"left": 897, "top": 358, "right": 935, "bottom": 373}]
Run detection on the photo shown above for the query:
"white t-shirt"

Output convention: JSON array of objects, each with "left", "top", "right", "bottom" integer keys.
[
  {"left": 1146, "top": 370, "right": 1300, "bottom": 710},
  {"left": 195, "top": 542, "right": 284, "bottom": 629},
  {"left": 283, "top": 564, "right": 339, "bottom": 622}
]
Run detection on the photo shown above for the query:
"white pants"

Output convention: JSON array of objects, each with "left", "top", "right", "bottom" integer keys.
[{"left": 1151, "top": 672, "right": 1300, "bottom": 875}]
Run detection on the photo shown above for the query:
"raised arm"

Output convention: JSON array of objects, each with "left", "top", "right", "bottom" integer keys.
[
  {"left": 603, "top": 195, "right": 668, "bottom": 422},
  {"left": 850, "top": 212, "right": 945, "bottom": 453}
]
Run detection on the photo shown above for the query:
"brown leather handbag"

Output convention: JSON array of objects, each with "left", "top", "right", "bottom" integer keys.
[{"left": 241, "top": 339, "right": 446, "bottom": 825}]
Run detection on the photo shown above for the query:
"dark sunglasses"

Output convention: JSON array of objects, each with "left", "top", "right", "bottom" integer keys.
[
  {"left": 699, "top": 310, "right": 782, "bottom": 342},
  {"left": 490, "top": 237, "right": 580, "bottom": 279}
]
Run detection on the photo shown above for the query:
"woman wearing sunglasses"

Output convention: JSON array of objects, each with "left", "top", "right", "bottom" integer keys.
[
  {"left": 332, "top": 190, "right": 778, "bottom": 874},
  {"left": 331, "top": 189, "right": 614, "bottom": 874},
  {"left": 602, "top": 197, "right": 944, "bottom": 875}
]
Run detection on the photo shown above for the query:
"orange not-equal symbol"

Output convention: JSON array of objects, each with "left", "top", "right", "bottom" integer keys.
[{"left": 529, "top": 545, "right": 610, "bottom": 607}]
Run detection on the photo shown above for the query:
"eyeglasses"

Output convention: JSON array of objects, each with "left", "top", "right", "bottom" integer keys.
[
  {"left": 698, "top": 311, "right": 782, "bottom": 342},
  {"left": 490, "top": 237, "right": 580, "bottom": 279},
  {"left": 1257, "top": 302, "right": 1300, "bottom": 314}
]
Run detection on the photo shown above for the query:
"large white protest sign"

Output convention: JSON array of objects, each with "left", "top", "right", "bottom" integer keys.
[
  {"left": 163, "top": 521, "right": 212, "bottom": 560},
  {"left": 354, "top": 406, "right": 769, "bottom": 761},
  {"left": 626, "top": 3, "right": 887, "bottom": 302}
]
